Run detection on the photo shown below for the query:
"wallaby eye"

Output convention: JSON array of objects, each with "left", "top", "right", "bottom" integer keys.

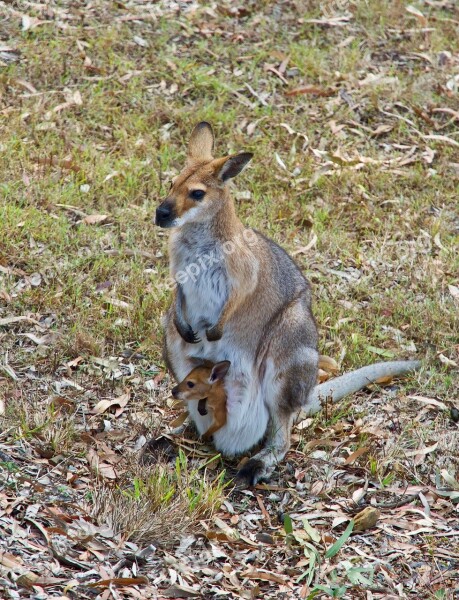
[
  {"left": 187, "top": 381, "right": 195, "bottom": 388},
  {"left": 190, "top": 189, "right": 205, "bottom": 201}
]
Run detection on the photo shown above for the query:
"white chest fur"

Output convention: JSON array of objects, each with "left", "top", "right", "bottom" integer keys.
[{"left": 170, "top": 229, "right": 228, "bottom": 332}]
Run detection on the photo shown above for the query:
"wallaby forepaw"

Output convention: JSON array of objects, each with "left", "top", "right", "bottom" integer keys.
[
  {"left": 206, "top": 325, "right": 222, "bottom": 342},
  {"left": 174, "top": 318, "right": 201, "bottom": 344},
  {"left": 182, "top": 325, "right": 201, "bottom": 344},
  {"left": 236, "top": 458, "right": 270, "bottom": 487}
]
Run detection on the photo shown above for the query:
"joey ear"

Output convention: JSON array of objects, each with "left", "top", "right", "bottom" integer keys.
[
  {"left": 188, "top": 122, "right": 214, "bottom": 162},
  {"left": 217, "top": 153, "right": 253, "bottom": 182},
  {"left": 209, "top": 360, "right": 231, "bottom": 383}
]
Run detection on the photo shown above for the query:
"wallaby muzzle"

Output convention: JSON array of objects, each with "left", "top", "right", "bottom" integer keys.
[{"left": 155, "top": 200, "right": 176, "bottom": 228}]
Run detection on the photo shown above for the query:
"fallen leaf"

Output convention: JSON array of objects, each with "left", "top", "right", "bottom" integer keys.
[
  {"left": 83, "top": 214, "right": 109, "bottom": 225},
  {"left": 319, "top": 355, "right": 339, "bottom": 373},
  {"left": 424, "top": 134, "right": 459, "bottom": 148},
  {"left": 292, "top": 233, "right": 318, "bottom": 256},
  {"left": 286, "top": 86, "right": 335, "bottom": 97},
  {"left": 0, "top": 316, "right": 45, "bottom": 329},
  {"left": 352, "top": 487, "right": 366, "bottom": 504},
  {"left": 353, "top": 507, "right": 380, "bottom": 532},
  {"left": 438, "top": 353, "right": 458, "bottom": 367},
  {"left": 303, "top": 15, "right": 351, "bottom": 27},
  {"left": 318, "top": 368, "right": 331, "bottom": 383},
  {"left": 303, "top": 519, "right": 321, "bottom": 543},
  {"left": 90, "top": 392, "right": 130, "bottom": 415},
  {"left": 214, "top": 517, "right": 239, "bottom": 541},
  {"left": 0, "top": 552, "right": 24, "bottom": 570},
  {"left": 275, "top": 153, "right": 288, "bottom": 171},
  {"left": 440, "top": 469, "right": 459, "bottom": 490},
  {"left": 373, "top": 375, "right": 394, "bottom": 385},
  {"left": 88, "top": 577, "right": 149, "bottom": 589},
  {"left": 295, "top": 417, "right": 313, "bottom": 431},
  {"left": 133, "top": 35, "right": 149, "bottom": 48},
  {"left": 162, "top": 585, "right": 201, "bottom": 598},
  {"left": 404, "top": 442, "right": 438, "bottom": 458},
  {"left": 344, "top": 446, "right": 369, "bottom": 465},
  {"left": 434, "top": 232, "right": 447, "bottom": 252},
  {"left": 67, "top": 356, "right": 84, "bottom": 368},
  {"left": 408, "top": 395, "right": 448, "bottom": 411},
  {"left": 87, "top": 448, "right": 118, "bottom": 479},
  {"left": 169, "top": 411, "right": 188, "bottom": 428},
  {"left": 20, "top": 332, "right": 59, "bottom": 345},
  {"left": 22, "top": 15, "right": 50, "bottom": 31},
  {"left": 243, "top": 569, "right": 288, "bottom": 585},
  {"left": 16, "top": 572, "right": 39, "bottom": 589},
  {"left": 406, "top": 5, "right": 428, "bottom": 26},
  {"left": 371, "top": 124, "right": 394, "bottom": 136},
  {"left": 103, "top": 297, "right": 132, "bottom": 310}
]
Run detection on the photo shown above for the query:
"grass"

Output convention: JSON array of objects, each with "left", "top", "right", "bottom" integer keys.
[
  {"left": 92, "top": 450, "right": 227, "bottom": 547},
  {"left": 0, "top": 0, "right": 458, "bottom": 597}
]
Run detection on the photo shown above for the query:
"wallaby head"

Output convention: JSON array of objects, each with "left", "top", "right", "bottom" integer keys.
[
  {"left": 155, "top": 122, "right": 252, "bottom": 228},
  {"left": 171, "top": 360, "right": 231, "bottom": 401}
]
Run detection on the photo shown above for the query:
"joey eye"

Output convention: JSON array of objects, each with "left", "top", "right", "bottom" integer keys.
[
  {"left": 190, "top": 189, "right": 205, "bottom": 201},
  {"left": 187, "top": 381, "right": 195, "bottom": 388}
]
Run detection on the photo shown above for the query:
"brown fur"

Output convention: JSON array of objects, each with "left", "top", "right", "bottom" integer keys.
[{"left": 171, "top": 361, "right": 230, "bottom": 440}]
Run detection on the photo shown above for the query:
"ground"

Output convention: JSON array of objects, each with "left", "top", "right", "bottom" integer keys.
[{"left": 0, "top": 0, "right": 458, "bottom": 598}]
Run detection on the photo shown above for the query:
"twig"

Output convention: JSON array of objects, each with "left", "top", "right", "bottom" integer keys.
[
  {"left": 55, "top": 203, "right": 88, "bottom": 218},
  {"left": 103, "top": 249, "right": 157, "bottom": 261},
  {"left": 244, "top": 83, "right": 269, "bottom": 106}
]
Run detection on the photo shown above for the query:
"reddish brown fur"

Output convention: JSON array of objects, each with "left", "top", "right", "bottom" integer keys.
[
  {"left": 167, "top": 159, "right": 233, "bottom": 220},
  {"left": 171, "top": 361, "right": 229, "bottom": 440}
]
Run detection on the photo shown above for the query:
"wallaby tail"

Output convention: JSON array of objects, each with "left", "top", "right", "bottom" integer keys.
[{"left": 297, "top": 360, "right": 422, "bottom": 422}]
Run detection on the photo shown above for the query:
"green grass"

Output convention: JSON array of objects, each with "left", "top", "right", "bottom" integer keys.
[{"left": 1, "top": 0, "right": 457, "bottom": 436}]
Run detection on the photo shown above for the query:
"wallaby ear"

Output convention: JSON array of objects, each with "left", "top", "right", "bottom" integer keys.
[
  {"left": 209, "top": 360, "right": 231, "bottom": 383},
  {"left": 217, "top": 153, "right": 253, "bottom": 182},
  {"left": 188, "top": 122, "right": 214, "bottom": 162}
]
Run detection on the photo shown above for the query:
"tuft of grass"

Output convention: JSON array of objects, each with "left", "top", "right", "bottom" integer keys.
[{"left": 91, "top": 450, "right": 228, "bottom": 547}]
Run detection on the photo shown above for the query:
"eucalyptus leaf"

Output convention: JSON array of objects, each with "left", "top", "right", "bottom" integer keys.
[{"left": 303, "top": 519, "right": 321, "bottom": 543}]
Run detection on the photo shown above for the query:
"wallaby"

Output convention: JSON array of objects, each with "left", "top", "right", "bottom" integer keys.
[
  {"left": 171, "top": 360, "right": 230, "bottom": 440},
  {"left": 156, "top": 122, "right": 421, "bottom": 485}
]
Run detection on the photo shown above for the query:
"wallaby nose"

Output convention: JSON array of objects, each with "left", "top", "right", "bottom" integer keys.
[
  {"left": 156, "top": 205, "right": 171, "bottom": 220},
  {"left": 171, "top": 386, "right": 179, "bottom": 398},
  {"left": 155, "top": 201, "right": 175, "bottom": 227}
]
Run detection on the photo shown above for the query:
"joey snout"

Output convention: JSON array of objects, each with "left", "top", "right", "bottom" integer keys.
[{"left": 171, "top": 385, "right": 180, "bottom": 399}]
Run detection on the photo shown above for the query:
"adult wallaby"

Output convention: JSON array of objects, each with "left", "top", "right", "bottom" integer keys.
[{"left": 156, "top": 122, "right": 420, "bottom": 485}]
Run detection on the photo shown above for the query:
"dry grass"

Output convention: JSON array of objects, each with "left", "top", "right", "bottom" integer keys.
[{"left": 91, "top": 452, "right": 227, "bottom": 548}]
